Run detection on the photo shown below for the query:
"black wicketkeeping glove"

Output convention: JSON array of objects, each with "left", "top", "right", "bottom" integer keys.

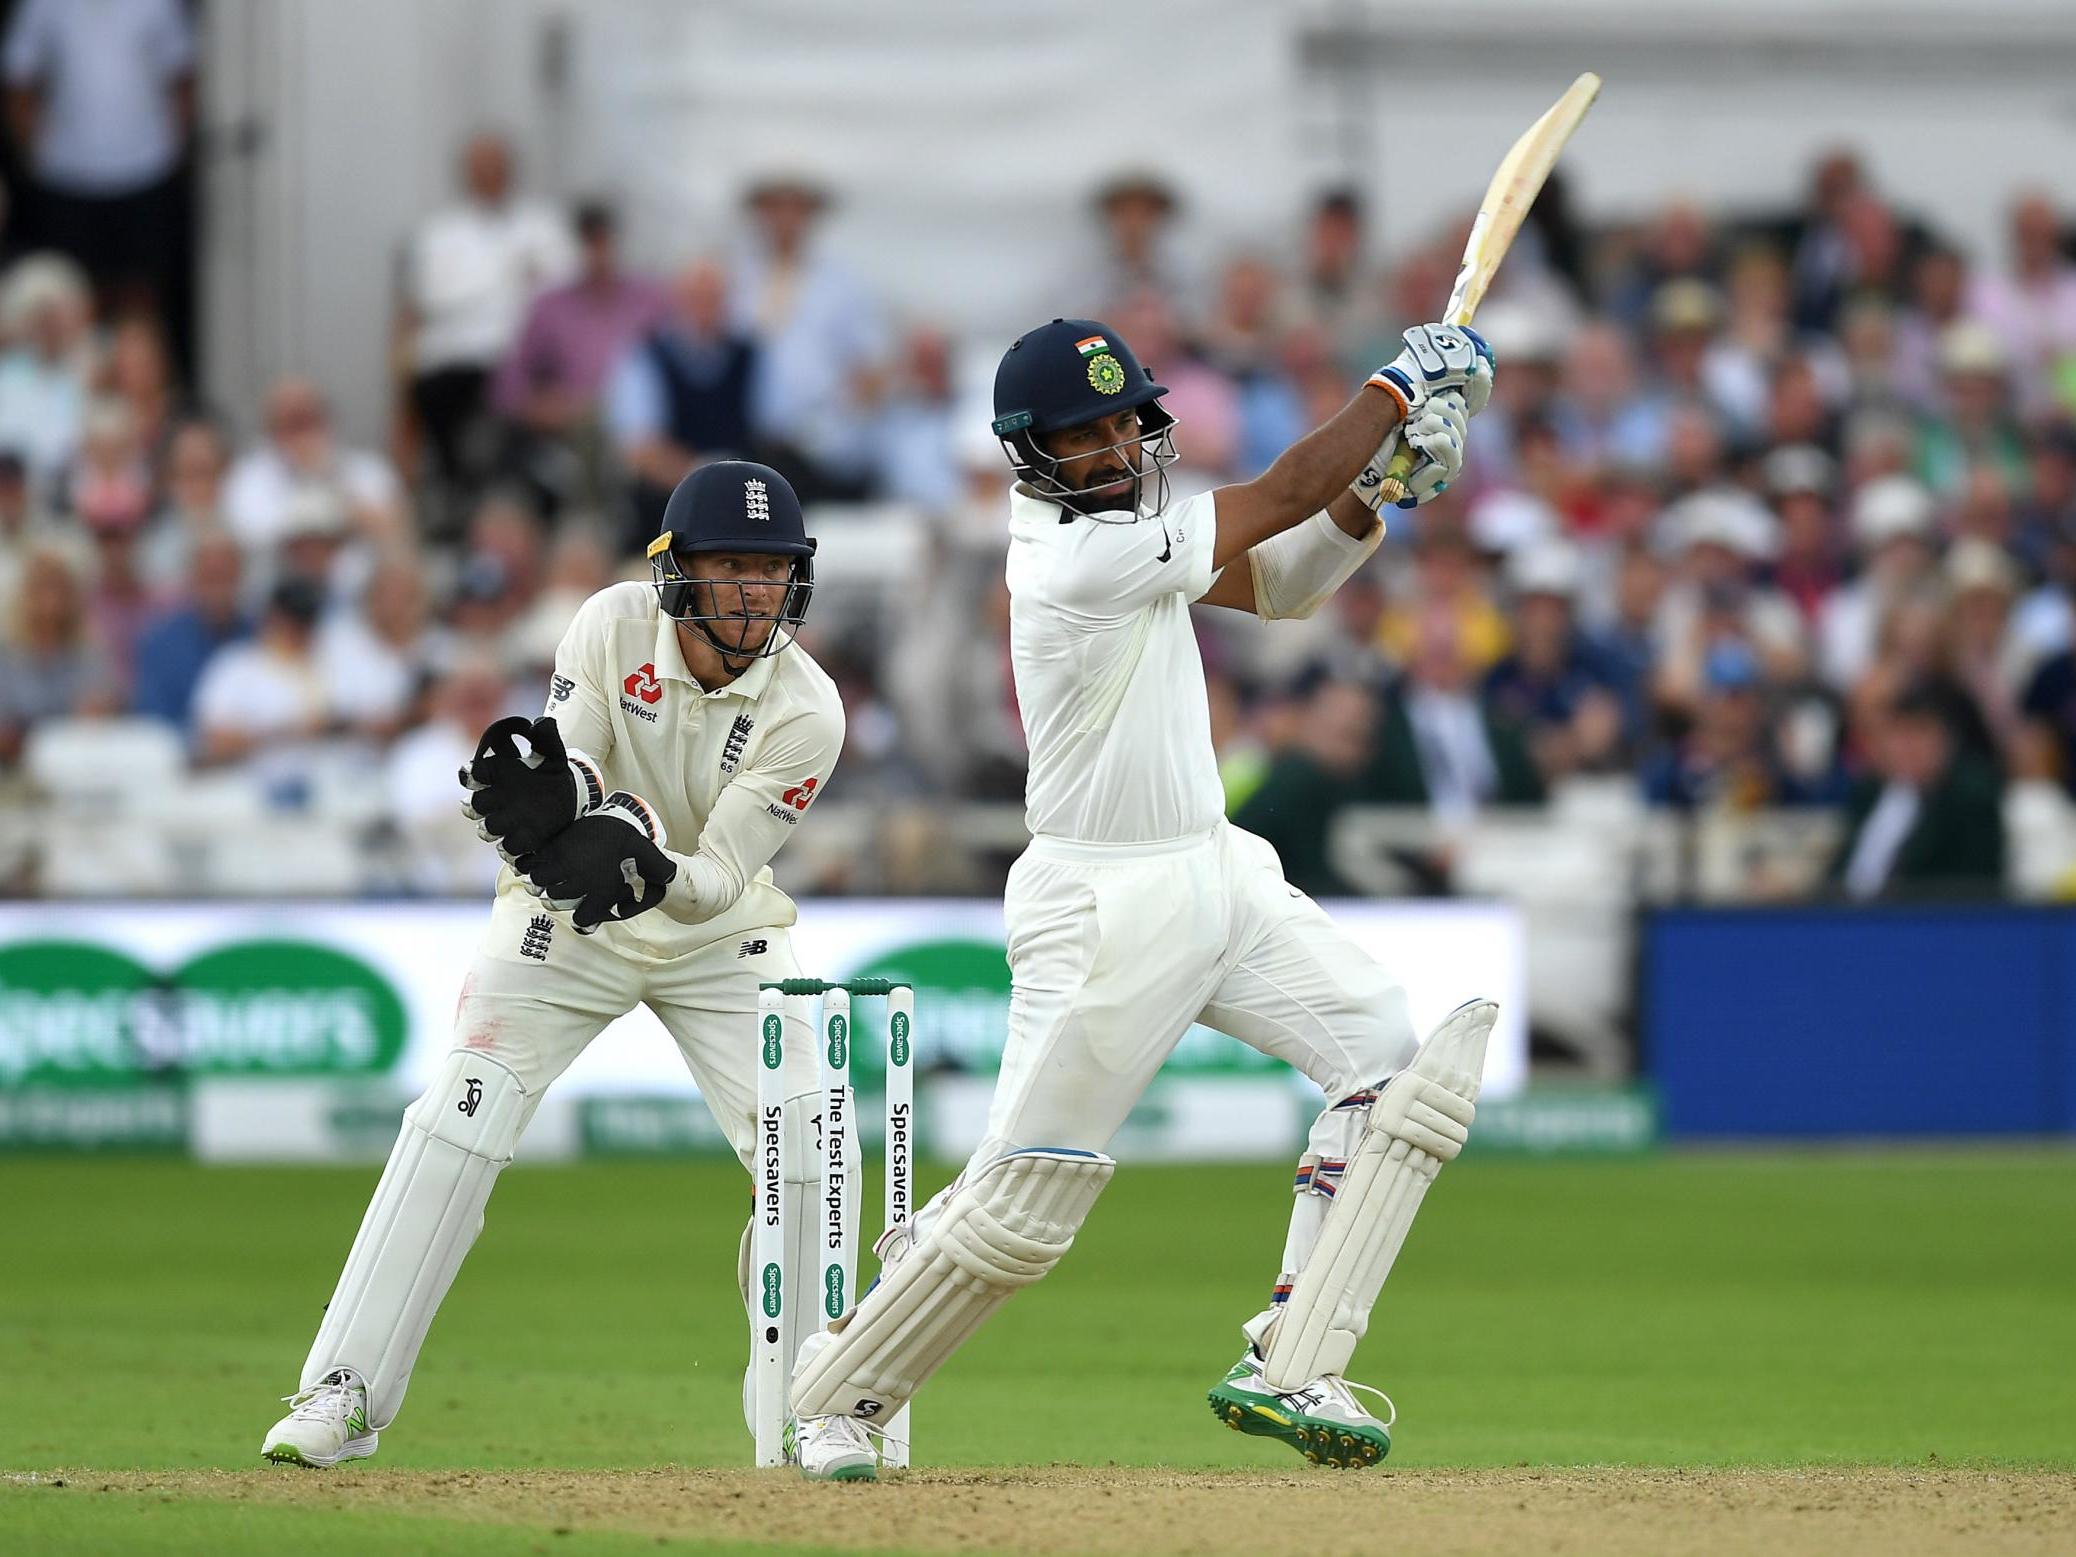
[
  {"left": 513, "top": 791, "right": 678, "bottom": 934},
  {"left": 459, "top": 715, "right": 605, "bottom": 858}
]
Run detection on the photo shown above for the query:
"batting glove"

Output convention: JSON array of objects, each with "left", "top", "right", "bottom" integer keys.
[
  {"left": 1368, "top": 324, "right": 1495, "bottom": 420},
  {"left": 513, "top": 791, "right": 678, "bottom": 935},
  {"left": 1351, "top": 390, "right": 1472, "bottom": 512},
  {"left": 459, "top": 715, "right": 605, "bottom": 859}
]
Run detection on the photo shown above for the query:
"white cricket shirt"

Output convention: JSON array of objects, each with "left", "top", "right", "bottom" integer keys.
[
  {"left": 1005, "top": 486, "right": 1225, "bottom": 845},
  {"left": 503, "top": 581, "right": 845, "bottom": 959}
]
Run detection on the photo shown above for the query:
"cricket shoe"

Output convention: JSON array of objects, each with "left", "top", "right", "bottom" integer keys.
[
  {"left": 786, "top": 1411, "right": 880, "bottom": 1482},
  {"left": 262, "top": 1368, "right": 378, "bottom": 1467},
  {"left": 1206, "top": 1350, "right": 1393, "bottom": 1469}
]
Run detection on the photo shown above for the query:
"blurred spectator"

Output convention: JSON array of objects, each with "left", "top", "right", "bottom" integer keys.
[
  {"left": 1966, "top": 191, "right": 2076, "bottom": 419},
  {"left": 383, "top": 648, "right": 517, "bottom": 894},
  {"left": 140, "top": 414, "right": 230, "bottom": 580},
  {"left": 0, "top": 252, "right": 91, "bottom": 482},
  {"left": 884, "top": 545, "right": 1023, "bottom": 800},
  {"left": 397, "top": 132, "right": 574, "bottom": 492},
  {"left": 63, "top": 394, "right": 151, "bottom": 523},
  {"left": 2, "top": 0, "right": 194, "bottom": 336},
  {"left": 223, "top": 377, "right": 406, "bottom": 554},
  {"left": 77, "top": 474, "right": 158, "bottom": 692},
  {"left": 1204, "top": 255, "right": 1307, "bottom": 479},
  {"left": 507, "top": 522, "right": 613, "bottom": 677},
  {"left": 1231, "top": 677, "right": 1377, "bottom": 895},
  {"left": 1485, "top": 542, "right": 1630, "bottom": 779},
  {"left": 873, "top": 325, "right": 961, "bottom": 512},
  {"left": 1940, "top": 539, "right": 2028, "bottom": 769},
  {"left": 1297, "top": 188, "right": 1372, "bottom": 345},
  {"left": 1918, "top": 322, "right": 2028, "bottom": 495},
  {"left": 1652, "top": 489, "right": 1804, "bottom": 714},
  {"left": 191, "top": 575, "right": 332, "bottom": 774},
  {"left": 1551, "top": 321, "right": 1664, "bottom": 472},
  {"left": 1377, "top": 528, "right": 1510, "bottom": 676},
  {"left": 1362, "top": 608, "right": 1545, "bottom": 817},
  {"left": 1833, "top": 686, "right": 2004, "bottom": 899},
  {"left": 1643, "top": 641, "right": 1798, "bottom": 809},
  {"left": 130, "top": 528, "right": 246, "bottom": 733},
  {"left": 319, "top": 548, "right": 439, "bottom": 741},
  {"left": 0, "top": 449, "right": 49, "bottom": 603},
  {"left": 99, "top": 313, "right": 176, "bottom": 449},
  {"left": 1066, "top": 170, "right": 1195, "bottom": 315},
  {"left": 491, "top": 199, "right": 666, "bottom": 507},
  {"left": 1893, "top": 241, "right": 1970, "bottom": 406},
  {"left": 731, "top": 173, "right": 887, "bottom": 501},
  {"left": 1609, "top": 199, "right": 1717, "bottom": 328},
  {"left": 1764, "top": 445, "right": 1844, "bottom": 623},
  {"left": 0, "top": 542, "right": 115, "bottom": 762},
  {"left": 1818, "top": 476, "right": 1939, "bottom": 688},
  {"left": 1107, "top": 287, "right": 1238, "bottom": 485},
  {"left": 448, "top": 491, "right": 545, "bottom": 645},
  {"left": 607, "top": 257, "right": 757, "bottom": 542}
]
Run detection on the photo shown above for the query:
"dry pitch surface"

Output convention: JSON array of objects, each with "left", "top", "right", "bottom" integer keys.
[{"left": 15, "top": 1466, "right": 2075, "bottom": 1556}]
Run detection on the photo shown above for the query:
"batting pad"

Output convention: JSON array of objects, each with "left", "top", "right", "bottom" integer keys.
[
  {"left": 790, "top": 1147, "right": 1114, "bottom": 1422},
  {"left": 301, "top": 1050, "right": 529, "bottom": 1427},
  {"left": 1259, "top": 999, "right": 1494, "bottom": 1391}
]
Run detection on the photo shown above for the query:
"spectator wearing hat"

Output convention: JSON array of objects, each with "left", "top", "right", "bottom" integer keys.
[
  {"left": 1918, "top": 321, "right": 2028, "bottom": 496},
  {"left": 1965, "top": 192, "right": 2076, "bottom": 420},
  {"left": 1764, "top": 445, "right": 1844, "bottom": 623},
  {"left": 396, "top": 132, "right": 575, "bottom": 492},
  {"left": 1608, "top": 199, "right": 1719, "bottom": 330},
  {"left": 729, "top": 173, "right": 887, "bottom": 502},
  {"left": 1652, "top": 489, "right": 1805, "bottom": 716},
  {"left": 1361, "top": 607, "right": 1545, "bottom": 820},
  {"left": 0, "top": 253, "right": 92, "bottom": 484},
  {"left": 224, "top": 377, "right": 405, "bottom": 554},
  {"left": 191, "top": 575, "right": 332, "bottom": 773},
  {"left": 130, "top": 528, "right": 247, "bottom": 733},
  {"left": 1066, "top": 169, "right": 1197, "bottom": 317},
  {"left": 1818, "top": 475, "right": 1940, "bottom": 689},
  {"left": 1940, "top": 538, "right": 2028, "bottom": 770},
  {"left": 1831, "top": 685, "right": 2004, "bottom": 899},
  {"left": 1485, "top": 541, "right": 1633, "bottom": 779},
  {"left": 0, "top": 541, "right": 114, "bottom": 763},
  {"left": 1297, "top": 188, "right": 1375, "bottom": 348},
  {"left": 491, "top": 199, "right": 667, "bottom": 507},
  {"left": 605, "top": 256, "right": 757, "bottom": 544}
]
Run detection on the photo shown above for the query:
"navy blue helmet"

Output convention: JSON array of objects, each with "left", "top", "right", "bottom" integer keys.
[
  {"left": 647, "top": 460, "right": 815, "bottom": 663},
  {"left": 992, "top": 318, "right": 1177, "bottom": 516}
]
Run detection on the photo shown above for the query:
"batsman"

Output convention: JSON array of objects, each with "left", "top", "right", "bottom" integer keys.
[
  {"left": 785, "top": 316, "right": 1501, "bottom": 1479},
  {"left": 261, "top": 461, "right": 850, "bottom": 1467}
]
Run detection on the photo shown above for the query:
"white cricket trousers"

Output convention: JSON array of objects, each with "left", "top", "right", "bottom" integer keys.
[{"left": 299, "top": 890, "right": 829, "bottom": 1430}]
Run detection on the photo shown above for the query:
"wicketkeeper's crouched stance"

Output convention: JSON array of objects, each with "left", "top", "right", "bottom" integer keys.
[
  {"left": 786, "top": 320, "right": 1500, "bottom": 1480},
  {"left": 262, "top": 462, "right": 848, "bottom": 1467}
]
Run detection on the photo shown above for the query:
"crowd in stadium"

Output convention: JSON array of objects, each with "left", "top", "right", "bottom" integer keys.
[{"left": 3, "top": 3, "right": 2076, "bottom": 902}]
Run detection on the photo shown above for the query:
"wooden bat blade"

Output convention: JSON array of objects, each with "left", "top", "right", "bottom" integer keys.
[{"left": 1445, "top": 71, "right": 1601, "bottom": 325}]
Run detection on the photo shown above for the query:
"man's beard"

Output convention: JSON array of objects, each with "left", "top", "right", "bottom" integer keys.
[{"left": 1057, "top": 462, "right": 1140, "bottom": 517}]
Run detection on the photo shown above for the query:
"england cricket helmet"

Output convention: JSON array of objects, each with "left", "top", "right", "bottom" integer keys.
[
  {"left": 991, "top": 317, "right": 1178, "bottom": 517},
  {"left": 647, "top": 459, "right": 815, "bottom": 662}
]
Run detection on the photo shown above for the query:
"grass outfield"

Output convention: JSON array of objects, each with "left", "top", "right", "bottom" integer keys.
[{"left": 2, "top": 1150, "right": 2072, "bottom": 1553}]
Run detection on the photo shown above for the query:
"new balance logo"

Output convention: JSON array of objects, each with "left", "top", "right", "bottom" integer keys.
[
  {"left": 745, "top": 478, "right": 771, "bottom": 523},
  {"left": 738, "top": 939, "right": 769, "bottom": 959},
  {"left": 549, "top": 674, "right": 575, "bottom": 704},
  {"left": 458, "top": 1078, "right": 484, "bottom": 1116},
  {"left": 520, "top": 914, "right": 553, "bottom": 961}
]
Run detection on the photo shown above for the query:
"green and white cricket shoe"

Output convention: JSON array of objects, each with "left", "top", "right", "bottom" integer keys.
[
  {"left": 787, "top": 1411, "right": 880, "bottom": 1481},
  {"left": 262, "top": 1368, "right": 378, "bottom": 1467},
  {"left": 1207, "top": 1351, "right": 1394, "bottom": 1469}
]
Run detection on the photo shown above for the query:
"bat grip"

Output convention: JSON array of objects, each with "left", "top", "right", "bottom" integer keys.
[{"left": 1375, "top": 443, "right": 1418, "bottom": 508}]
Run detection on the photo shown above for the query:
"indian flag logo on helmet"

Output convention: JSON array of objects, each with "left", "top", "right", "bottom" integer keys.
[{"left": 1074, "top": 335, "right": 1109, "bottom": 357}]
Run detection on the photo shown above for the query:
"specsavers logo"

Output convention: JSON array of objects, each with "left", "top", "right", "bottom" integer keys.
[{"left": 0, "top": 939, "right": 408, "bottom": 1086}]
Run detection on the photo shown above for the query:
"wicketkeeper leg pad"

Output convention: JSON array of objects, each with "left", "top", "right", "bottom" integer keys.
[
  {"left": 1257, "top": 999, "right": 1494, "bottom": 1391},
  {"left": 789, "top": 1147, "right": 1114, "bottom": 1422},
  {"left": 301, "top": 1050, "right": 530, "bottom": 1428}
]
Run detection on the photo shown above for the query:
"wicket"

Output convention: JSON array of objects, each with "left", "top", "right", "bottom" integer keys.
[{"left": 753, "top": 976, "right": 916, "bottom": 1468}]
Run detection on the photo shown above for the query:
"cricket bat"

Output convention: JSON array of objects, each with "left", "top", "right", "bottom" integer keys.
[{"left": 1376, "top": 71, "right": 1602, "bottom": 505}]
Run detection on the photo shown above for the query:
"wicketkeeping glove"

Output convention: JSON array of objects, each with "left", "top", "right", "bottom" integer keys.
[
  {"left": 513, "top": 791, "right": 678, "bottom": 935},
  {"left": 459, "top": 715, "right": 606, "bottom": 859},
  {"left": 1368, "top": 324, "right": 1495, "bottom": 420},
  {"left": 1351, "top": 390, "right": 1472, "bottom": 513}
]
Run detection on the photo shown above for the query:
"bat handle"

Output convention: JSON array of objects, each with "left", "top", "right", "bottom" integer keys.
[{"left": 1375, "top": 443, "right": 1418, "bottom": 508}]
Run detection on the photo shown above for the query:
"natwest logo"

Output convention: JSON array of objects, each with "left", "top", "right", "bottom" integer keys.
[
  {"left": 781, "top": 776, "right": 820, "bottom": 810},
  {"left": 622, "top": 663, "right": 663, "bottom": 704}
]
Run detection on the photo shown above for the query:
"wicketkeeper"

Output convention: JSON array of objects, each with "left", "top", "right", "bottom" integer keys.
[
  {"left": 786, "top": 319, "right": 1499, "bottom": 1479},
  {"left": 263, "top": 461, "right": 850, "bottom": 1466}
]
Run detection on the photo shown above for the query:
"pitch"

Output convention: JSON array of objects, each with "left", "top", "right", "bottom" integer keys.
[{"left": 4, "top": 1151, "right": 2072, "bottom": 1554}]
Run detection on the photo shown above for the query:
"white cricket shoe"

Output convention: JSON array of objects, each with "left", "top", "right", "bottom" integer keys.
[
  {"left": 262, "top": 1368, "right": 378, "bottom": 1467},
  {"left": 1207, "top": 1349, "right": 1395, "bottom": 1469},
  {"left": 787, "top": 1411, "right": 880, "bottom": 1481}
]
